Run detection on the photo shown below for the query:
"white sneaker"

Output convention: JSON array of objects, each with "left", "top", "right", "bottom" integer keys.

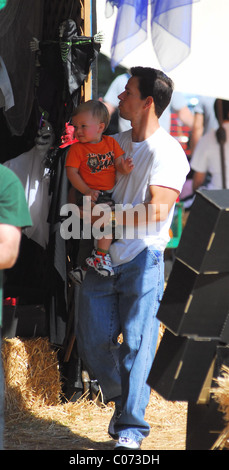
[
  {"left": 68, "top": 266, "right": 87, "bottom": 285},
  {"left": 115, "top": 437, "right": 141, "bottom": 450},
  {"left": 86, "top": 250, "right": 114, "bottom": 277}
]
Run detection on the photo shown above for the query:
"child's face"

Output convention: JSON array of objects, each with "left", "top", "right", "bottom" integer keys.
[{"left": 72, "top": 111, "right": 105, "bottom": 143}]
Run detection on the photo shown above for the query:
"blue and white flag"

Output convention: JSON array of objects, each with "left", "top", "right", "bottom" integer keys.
[
  {"left": 106, "top": 0, "right": 199, "bottom": 71},
  {"left": 150, "top": 0, "right": 199, "bottom": 72},
  {"left": 106, "top": 0, "right": 148, "bottom": 70}
]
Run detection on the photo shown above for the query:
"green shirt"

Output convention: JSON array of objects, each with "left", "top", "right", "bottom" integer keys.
[{"left": 0, "top": 165, "right": 32, "bottom": 326}]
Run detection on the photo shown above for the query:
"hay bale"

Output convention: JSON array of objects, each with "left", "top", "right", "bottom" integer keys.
[
  {"left": 2, "top": 334, "right": 188, "bottom": 450},
  {"left": 2, "top": 337, "right": 62, "bottom": 412},
  {"left": 211, "top": 365, "right": 229, "bottom": 449}
]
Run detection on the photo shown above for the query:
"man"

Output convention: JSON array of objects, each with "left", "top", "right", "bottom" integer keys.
[
  {"left": 0, "top": 165, "right": 32, "bottom": 449},
  {"left": 76, "top": 67, "right": 190, "bottom": 449},
  {"left": 191, "top": 99, "right": 229, "bottom": 191},
  {"left": 103, "top": 72, "right": 194, "bottom": 133}
]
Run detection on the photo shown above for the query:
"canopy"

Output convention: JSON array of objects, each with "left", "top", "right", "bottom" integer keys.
[{"left": 96, "top": 0, "right": 229, "bottom": 100}]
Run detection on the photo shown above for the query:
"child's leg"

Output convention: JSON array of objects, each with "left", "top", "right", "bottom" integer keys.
[
  {"left": 96, "top": 236, "right": 113, "bottom": 254},
  {"left": 86, "top": 236, "right": 114, "bottom": 277},
  {"left": 85, "top": 193, "right": 115, "bottom": 276}
]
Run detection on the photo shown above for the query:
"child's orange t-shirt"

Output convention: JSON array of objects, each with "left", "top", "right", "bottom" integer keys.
[{"left": 65, "top": 135, "right": 124, "bottom": 190}]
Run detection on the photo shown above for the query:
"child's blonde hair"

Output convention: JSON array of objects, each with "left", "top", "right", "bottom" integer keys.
[{"left": 72, "top": 100, "right": 110, "bottom": 132}]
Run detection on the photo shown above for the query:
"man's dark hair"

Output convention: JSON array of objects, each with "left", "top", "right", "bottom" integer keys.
[
  {"left": 214, "top": 99, "right": 229, "bottom": 123},
  {"left": 130, "top": 66, "right": 174, "bottom": 118}
]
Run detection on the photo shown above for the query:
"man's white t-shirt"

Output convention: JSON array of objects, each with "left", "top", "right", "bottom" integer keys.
[{"left": 109, "top": 127, "right": 190, "bottom": 266}]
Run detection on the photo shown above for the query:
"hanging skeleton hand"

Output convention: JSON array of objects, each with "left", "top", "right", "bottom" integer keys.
[
  {"left": 93, "top": 31, "right": 104, "bottom": 44},
  {"left": 30, "top": 37, "right": 40, "bottom": 52}
]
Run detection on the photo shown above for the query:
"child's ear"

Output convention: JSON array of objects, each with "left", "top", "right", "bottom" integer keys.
[{"left": 99, "top": 122, "right": 106, "bottom": 133}]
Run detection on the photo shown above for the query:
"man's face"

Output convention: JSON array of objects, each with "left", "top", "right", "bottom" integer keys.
[{"left": 117, "top": 76, "right": 146, "bottom": 122}]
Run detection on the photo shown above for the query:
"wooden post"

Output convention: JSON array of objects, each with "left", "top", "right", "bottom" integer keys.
[{"left": 80, "top": 0, "right": 92, "bottom": 101}]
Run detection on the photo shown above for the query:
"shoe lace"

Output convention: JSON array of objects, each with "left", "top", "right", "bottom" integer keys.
[{"left": 120, "top": 437, "right": 131, "bottom": 444}]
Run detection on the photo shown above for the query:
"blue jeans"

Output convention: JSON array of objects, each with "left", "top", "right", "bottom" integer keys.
[{"left": 76, "top": 247, "right": 164, "bottom": 443}]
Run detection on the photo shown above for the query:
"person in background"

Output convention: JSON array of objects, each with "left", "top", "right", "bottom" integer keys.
[
  {"left": 102, "top": 72, "right": 131, "bottom": 132},
  {"left": 76, "top": 67, "right": 190, "bottom": 450},
  {"left": 0, "top": 165, "right": 32, "bottom": 450},
  {"left": 159, "top": 90, "right": 194, "bottom": 133},
  {"left": 191, "top": 99, "right": 229, "bottom": 191}
]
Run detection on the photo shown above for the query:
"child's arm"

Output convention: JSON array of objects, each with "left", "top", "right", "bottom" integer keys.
[
  {"left": 66, "top": 167, "right": 100, "bottom": 202},
  {"left": 115, "top": 156, "right": 134, "bottom": 174}
]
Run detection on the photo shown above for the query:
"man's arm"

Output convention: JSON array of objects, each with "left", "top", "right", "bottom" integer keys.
[
  {"left": 110, "top": 185, "right": 179, "bottom": 228},
  {"left": 0, "top": 224, "right": 21, "bottom": 270},
  {"left": 145, "top": 185, "right": 179, "bottom": 222},
  {"left": 124, "top": 185, "right": 178, "bottom": 225},
  {"left": 177, "top": 106, "right": 194, "bottom": 129},
  {"left": 86, "top": 185, "right": 179, "bottom": 235},
  {"left": 192, "top": 171, "right": 206, "bottom": 192},
  {"left": 190, "top": 113, "right": 204, "bottom": 151}
]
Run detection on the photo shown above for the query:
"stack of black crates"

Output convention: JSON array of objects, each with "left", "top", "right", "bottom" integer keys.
[{"left": 148, "top": 189, "right": 229, "bottom": 449}]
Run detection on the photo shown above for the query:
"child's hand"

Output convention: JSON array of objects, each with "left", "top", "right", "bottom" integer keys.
[
  {"left": 120, "top": 157, "right": 134, "bottom": 174},
  {"left": 85, "top": 188, "right": 100, "bottom": 202}
]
